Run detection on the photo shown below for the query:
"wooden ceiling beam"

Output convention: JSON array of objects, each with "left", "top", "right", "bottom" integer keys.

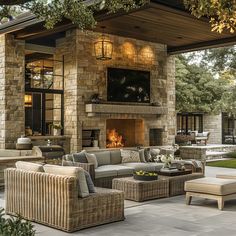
[
  {"left": 15, "top": 22, "right": 75, "bottom": 40},
  {"left": 168, "top": 36, "right": 236, "bottom": 54}
]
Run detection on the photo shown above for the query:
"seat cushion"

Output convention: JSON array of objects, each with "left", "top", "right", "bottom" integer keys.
[
  {"left": 94, "top": 151, "right": 111, "bottom": 166},
  {"left": 114, "top": 165, "right": 134, "bottom": 176},
  {"left": 15, "top": 161, "right": 44, "bottom": 172},
  {"left": 43, "top": 164, "right": 89, "bottom": 198},
  {"left": 120, "top": 162, "right": 163, "bottom": 172},
  {"left": 110, "top": 150, "right": 122, "bottom": 164},
  {"left": 95, "top": 165, "right": 118, "bottom": 179},
  {"left": 185, "top": 177, "right": 236, "bottom": 196},
  {"left": 216, "top": 173, "right": 236, "bottom": 179}
]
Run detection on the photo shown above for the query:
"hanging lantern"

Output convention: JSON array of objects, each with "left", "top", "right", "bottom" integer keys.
[
  {"left": 94, "top": 32, "right": 113, "bottom": 60},
  {"left": 24, "top": 94, "right": 32, "bottom": 107}
]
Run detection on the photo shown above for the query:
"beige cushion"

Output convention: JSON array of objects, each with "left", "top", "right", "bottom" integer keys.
[
  {"left": 94, "top": 151, "right": 111, "bottom": 166},
  {"left": 216, "top": 173, "right": 236, "bottom": 179},
  {"left": 15, "top": 161, "right": 44, "bottom": 172},
  {"left": 43, "top": 164, "right": 89, "bottom": 198},
  {"left": 121, "top": 149, "right": 140, "bottom": 163},
  {"left": 185, "top": 177, "right": 236, "bottom": 196},
  {"left": 85, "top": 152, "right": 98, "bottom": 169},
  {"left": 120, "top": 162, "right": 163, "bottom": 172},
  {"left": 95, "top": 165, "right": 118, "bottom": 179}
]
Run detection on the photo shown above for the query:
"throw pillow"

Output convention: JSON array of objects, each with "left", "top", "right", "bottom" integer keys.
[
  {"left": 62, "top": 160, "right": 74, "bottom": 166},
  {"left": 15, "top": 161, "right": 44, "bottom": 172},
  {"left": 84, "top": 170, "right": 96, "bottom": 193},
  {"left": 43, "top": 164, "right": 89, "bottom": 198},
  {"left": 150, "top": 148, "right": 161, "bottom": 161},
  {"left": 139, "top": 149, "right": 146, "bottom": 163},
  {"left": 85, "top": 152, "right": 98, "bottom": 169},
  {"left": 63, "top": 154, "right": 73, "bottom": 162},
  {"left": 121, "top": 149, "right": 140, "bottom": 163},
  {"left": 144, "top": 148, "right": 152, "bottom": 162},
  {"left": 73, "top": 150, "right": 88, "bottom": 163}
]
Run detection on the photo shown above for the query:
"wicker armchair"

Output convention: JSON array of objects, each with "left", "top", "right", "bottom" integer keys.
[{"left": 4, "top": 168, "right": 125, "bottom": 232}]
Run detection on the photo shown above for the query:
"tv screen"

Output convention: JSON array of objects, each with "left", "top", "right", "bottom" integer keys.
[{"left": 107, "top": 68, "right": 150, "bottom": 103}]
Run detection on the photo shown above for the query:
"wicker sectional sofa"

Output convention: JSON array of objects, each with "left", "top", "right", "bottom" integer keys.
[
  {"left": 4, "top": 168, "right": 125, "bottom": 232},
  {"left": 63, "top": 149, "right": 164, "bottom": 188}
]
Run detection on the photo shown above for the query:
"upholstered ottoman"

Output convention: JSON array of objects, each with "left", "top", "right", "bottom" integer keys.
[
  {"left": 216, "top": 173, "right": 236, "bottom": 179},
  {"left": 185, "top": 177, "right": 236, "bottom": 210}
]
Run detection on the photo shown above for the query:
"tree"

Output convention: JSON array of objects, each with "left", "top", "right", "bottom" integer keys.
[
  {"left": 0, "top": 0, "right": 148, "bottom": 29},
  {"left": 183, "top": 0, "right": 236, "bottom": 33},
  {"left": 1, "top": 1, "right": 236, "bottom": 33},
  {"left": 176, "top": 54, "right": 230, "bottom": 113}
]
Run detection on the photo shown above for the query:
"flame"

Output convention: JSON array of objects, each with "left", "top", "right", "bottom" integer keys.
[{"left": 106, "top": 129, "right": 124, "bottom": 148}]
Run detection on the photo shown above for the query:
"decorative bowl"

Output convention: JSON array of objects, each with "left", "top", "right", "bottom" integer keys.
[{"left": 133, "top": 171, "right": 158, "bottom": 181}]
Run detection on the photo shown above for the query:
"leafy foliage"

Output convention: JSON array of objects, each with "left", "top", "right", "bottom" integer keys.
[
  {"left": 0, "top": 0, "right": 148, "bottom": 29},
  {"left": 0, "top": 208, "right": 36, "bottom": 236},
  {"left": 184, "top": 0, "right": 236, "bottom": 33},
  {"left": 176, "top": 54, "right": 230, "bottom": 113}
]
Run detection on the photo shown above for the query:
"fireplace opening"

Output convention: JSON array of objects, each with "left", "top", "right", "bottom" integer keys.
[{"left": 106, "top": 119, "right": 144, "bottom": 147}]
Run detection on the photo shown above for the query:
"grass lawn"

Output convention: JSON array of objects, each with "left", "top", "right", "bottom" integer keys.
[{"left": 207, "top": 159, "right": 236, "bottom": 169}]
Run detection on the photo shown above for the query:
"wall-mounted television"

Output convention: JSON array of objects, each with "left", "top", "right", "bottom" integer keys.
[{"left": 107, "top": 68, "right": 150, "bottom": 103}]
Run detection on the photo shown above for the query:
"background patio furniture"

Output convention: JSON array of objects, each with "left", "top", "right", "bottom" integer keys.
[
  {"left": 194, "top": 132, "right": 210, "bottom": 145},
  {"left": 4, "top": 168, "right": 124, "bottom": 232}
]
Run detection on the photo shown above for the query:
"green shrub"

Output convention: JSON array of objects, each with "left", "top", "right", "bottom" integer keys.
[
  {"left": 0, "top": 208, "right": 36, "bottom": 236},
  {"left": 226, "top": 152, "right": 236, "bottom": 158}
]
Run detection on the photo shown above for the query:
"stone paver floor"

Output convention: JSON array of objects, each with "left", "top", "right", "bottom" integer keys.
[{"left": 1, "top": 166, "right": 236, "bottom": 236}]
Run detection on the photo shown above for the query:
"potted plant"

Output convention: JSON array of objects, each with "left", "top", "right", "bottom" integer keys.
[
  {"left": 0, "top": 208, "right": 36, "bottom": 236},
  {"left": 52, "top": 123, "right": 63, "bottom": 136}
]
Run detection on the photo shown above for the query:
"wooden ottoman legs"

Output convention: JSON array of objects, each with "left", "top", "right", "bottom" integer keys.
[
  {"left": 186, "top": 192, "right": 192, "bottom": 205},
  {"left": 185, "top": 192, "right": 226, "bottom": 210}
]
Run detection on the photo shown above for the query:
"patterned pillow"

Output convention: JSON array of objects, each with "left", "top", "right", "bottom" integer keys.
[{"left": 121, "top": 149, "right": 141, "bottom": 163}]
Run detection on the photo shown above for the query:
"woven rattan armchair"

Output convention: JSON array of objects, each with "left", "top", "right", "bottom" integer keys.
[{"left": 4, "top": 168, "right": 125, "bottom": 232}]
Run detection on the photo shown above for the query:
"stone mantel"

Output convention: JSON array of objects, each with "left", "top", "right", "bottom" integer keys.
[{"left": 85, "top": 103, "right": 167, "bottom": 117}]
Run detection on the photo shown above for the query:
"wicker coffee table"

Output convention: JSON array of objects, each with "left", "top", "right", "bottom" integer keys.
[{"left": 112, "top": 177, "right": 169, "bottom": 202}]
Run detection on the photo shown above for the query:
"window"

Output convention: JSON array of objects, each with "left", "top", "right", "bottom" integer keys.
[
  {"left": 25, "top": 54, "right": 64, "bottom": 136},
  {"left": 177, "top": 113, "right": 203, "bottom": 134},
  {"left": 222, "top": 113, "right": 236, "bottom": 144}
]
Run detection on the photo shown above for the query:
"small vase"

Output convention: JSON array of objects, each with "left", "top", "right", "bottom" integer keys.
[
  {"left": 162, "top": 162, "right": 171, "bottom": 169},
  {"left": 53, "top": 129, "right": 61, "bottom": 136}
]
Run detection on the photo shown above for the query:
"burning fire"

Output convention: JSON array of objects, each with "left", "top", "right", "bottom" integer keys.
[{"left": 106, "top": 129, "right": 124, "bottom": 148}]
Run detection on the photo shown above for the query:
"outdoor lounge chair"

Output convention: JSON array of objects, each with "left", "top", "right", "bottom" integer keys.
[{"left": 4, "top": 168, "right": 124, "bottom": 232}]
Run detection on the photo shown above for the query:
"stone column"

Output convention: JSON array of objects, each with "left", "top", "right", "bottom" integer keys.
[
  {"left": 55, "top": 29, "right": 80, "bottom": 152},
  {"left": 166, "top": 55, "right": 176, "bottom": 145},
  {"left": 0, "top": 34, "right": 25, "bottom": 149}
]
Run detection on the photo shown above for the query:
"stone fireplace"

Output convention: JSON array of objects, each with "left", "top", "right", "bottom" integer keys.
[
  {"left": 54, "top": 29, "right": 176, "bottom": 152},
  {"left": 106, "top": 119, "right": 144, "bottom": 147}
]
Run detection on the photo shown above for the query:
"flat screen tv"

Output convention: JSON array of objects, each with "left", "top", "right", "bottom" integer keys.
[{"left": 107, "top": 68, "right": 150, "bottom": 103}]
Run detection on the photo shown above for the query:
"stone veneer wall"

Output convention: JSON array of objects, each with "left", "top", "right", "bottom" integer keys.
[
  {"left": 203, "top": 113, "right": 222, "bottom": 144},
  {"left": 55, "top": 29, "right": 175, "bottom": 152},
  {"left": 0, "top": 34, "right": 25, "bottom": 149}
]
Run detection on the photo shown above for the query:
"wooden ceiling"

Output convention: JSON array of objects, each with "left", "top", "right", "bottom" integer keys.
[
  {"left": 95, "top": 2, "right": 236, "bottom": 54},
  {"left": 3, "top": 0, "right": 236, "bottom": 54}
]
